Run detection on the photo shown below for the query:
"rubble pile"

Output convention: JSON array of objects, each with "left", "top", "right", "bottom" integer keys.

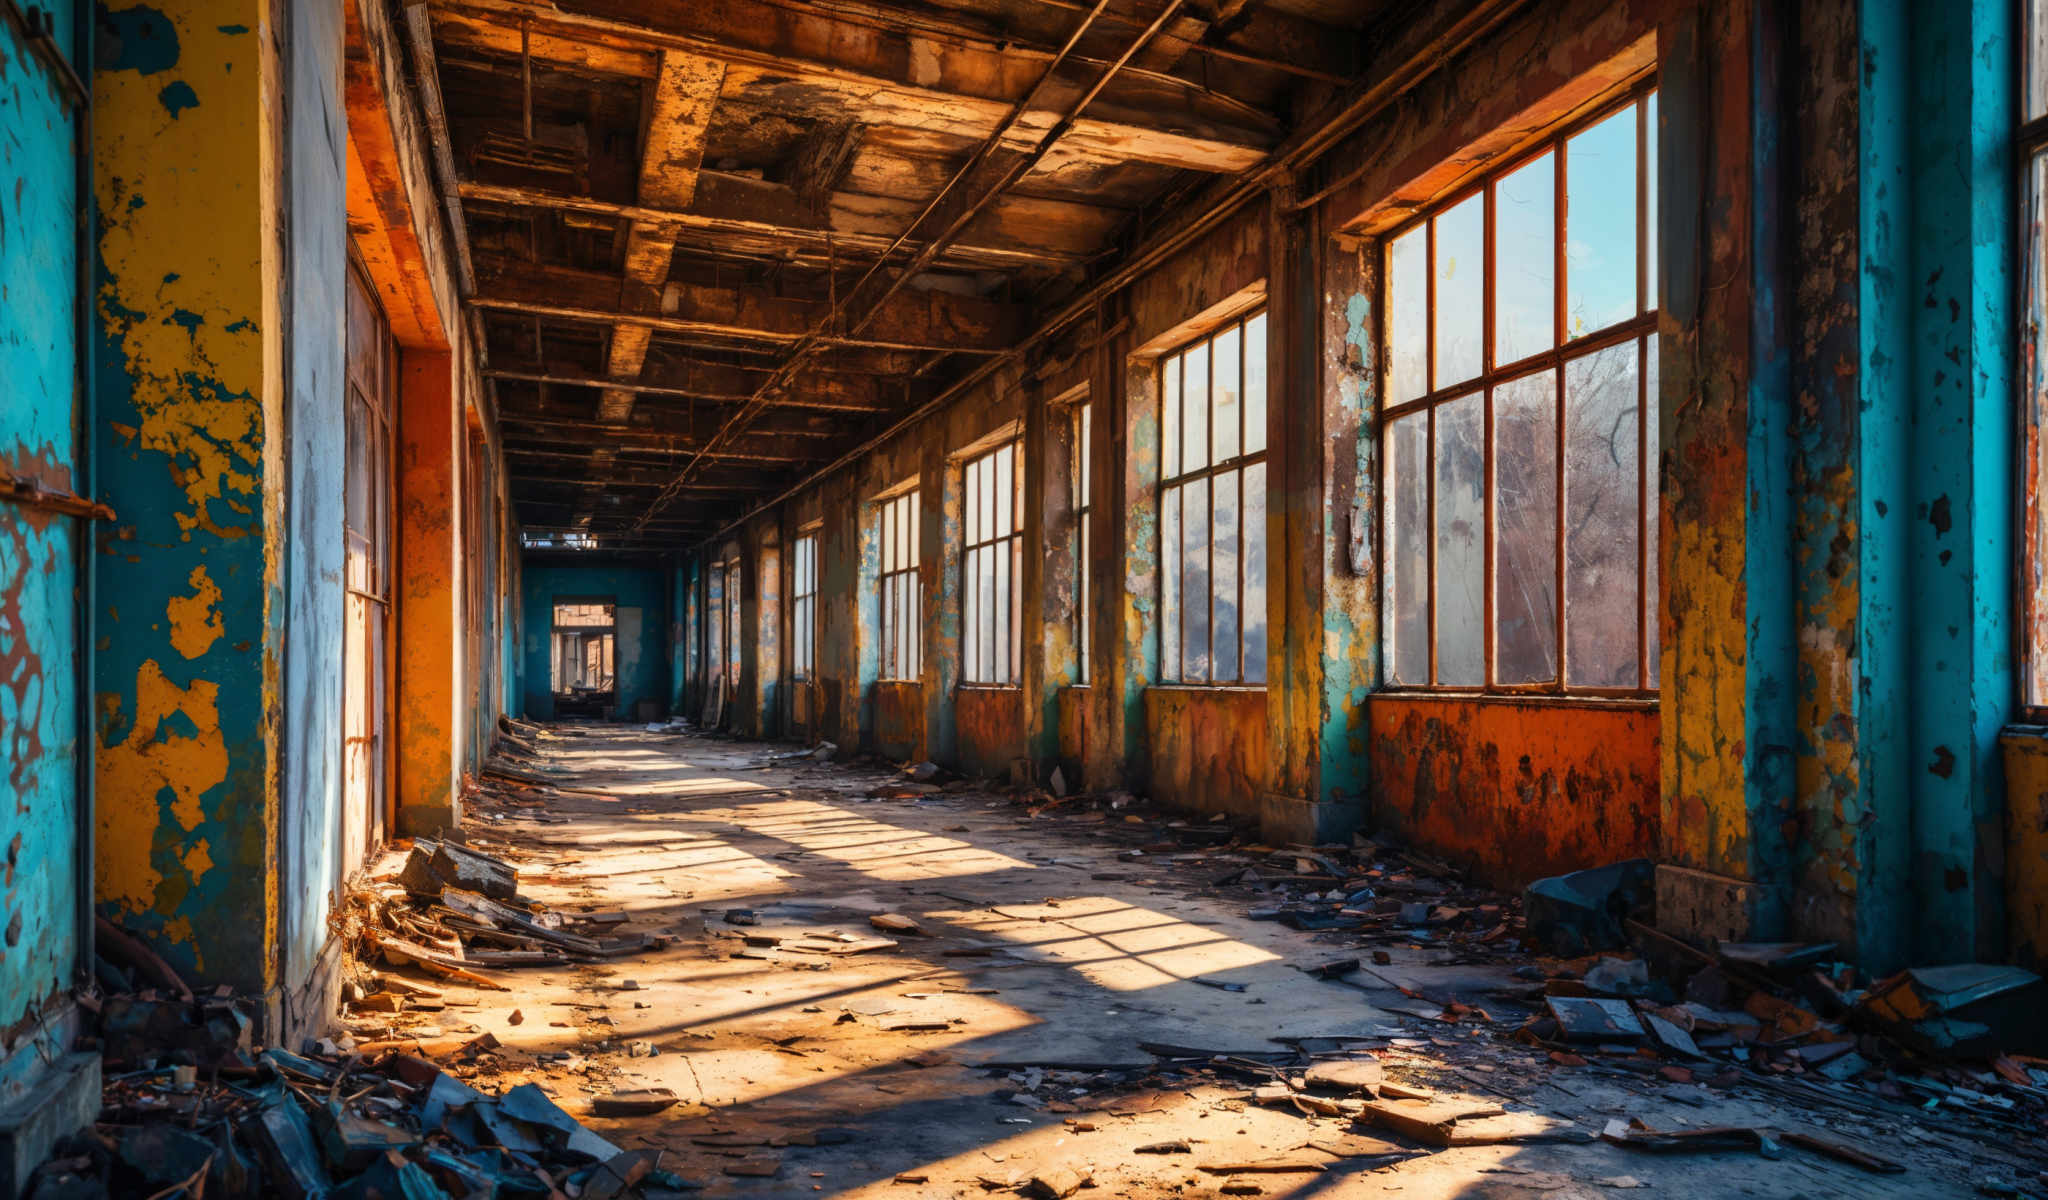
[{"left": 26, "top": 1043, "right": 700, "bottom": 1199}]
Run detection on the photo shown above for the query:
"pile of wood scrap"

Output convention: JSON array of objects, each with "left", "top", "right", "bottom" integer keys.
[{"left": 343, "top": 839, "right": 660, "bottom": 990}]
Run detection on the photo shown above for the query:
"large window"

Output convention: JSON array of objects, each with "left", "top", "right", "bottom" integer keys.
[
  {"left": 1073, "top": 402, "right": 1092, "bottom": 684},
  {"left": 1161, "top": 311, "right": 1268, "bottom": 684},
  {"left": 963, "top": 443, "right": 1022, "bottom": 684},
  {"left": 878, "top": 490, "right": 921, "bottom": 681},
  {"left": 791, "top": 532, "right": 817, "bottom": 682},
  {"left": 1382, "top": 87, "right": 1659, "bottom": 695}
]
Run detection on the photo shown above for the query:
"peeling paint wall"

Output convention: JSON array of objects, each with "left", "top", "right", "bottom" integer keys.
[
  {"left": 1143, "top": 687, "right": 1269, "bottom": 821},
  {"left": 92, "top": 0, "right": 283, "bottom": 995},
  {"left": 1369, "top": 697, "right": 1660, "bottom": 890},
  {"left": 872, "top": 680, "right": 924, "bottom": 762},
  {"left": 955, "top": 687, "right": 1023, "bottom": 780},
  {"left": 0, "top": 0, "right": 86, "bottom": 1066}
]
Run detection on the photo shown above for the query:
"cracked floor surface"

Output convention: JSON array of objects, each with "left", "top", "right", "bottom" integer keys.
[{"left": 359, "top": 724, "right": 2025, "bottom": 1198}]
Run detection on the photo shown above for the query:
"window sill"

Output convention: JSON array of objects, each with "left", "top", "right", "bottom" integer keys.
[
  {"left": 957, "top": 683, "right": 1023, "bottom": 693},
  {"left": 1147, "top": 683, "right": 1268, "bottom": 695},
  {"left": 2000, "top": 722, "right": 2048, "bottom": 743},
  {"left": 1370, "top": 690, "right": 1656, "bottom": 712}
]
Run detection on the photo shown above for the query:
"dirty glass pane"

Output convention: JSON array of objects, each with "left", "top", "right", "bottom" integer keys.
[
  {"left": 1242, "top": 462, "right": 1267, "bottom": 683},
  {"left": 1163, "top": 353, "right": 1181, "bottom": 478},
  {"left": 1565, "top": 104, "right": 1639, "bottom": 338},
  {"left": 1244, "top": 312, "right": 1268, "bottom": 453},
  {"left": 1213, "top": 466, "right": 1241, "bottom": 681},
  {"left": 992, "top": 543, "right": 1007, "bottom": 681},
  {"left": 1387, "top": 225, "right": 1428, "bottom": 405},
  {"left": 2031, "top": 12, "right": 2048, "bottom": 121},
  {"left": 1183, "top": 340, "right": 1211, "bottom": 473},
  {"left": 1643, "top": 92, "right": 1659, "bottom": 314},
  {"left": 965, "top": 457, "right": 981, "bottom": 545},
  {"left": 1182, "top": 475, "right": 1212, "bottom": 682},
  {"left": 1161, "top": 484, "right": 1181, "bottom": 681},
  {"left": 1385, "top": 412, "right": 1430, "bottom": 684},
  {"left": 1434, "top": 392, "right": 1485, "bottom": 685},
  {"left": 1433, "top": 194, "right": 1484, "bottom": 389},
  {"left": 1212, "top": 322, "right": 1242, "bottom": 462},
  {"left": 1492, "top": 371, "right": 1559, "bottom": 684},
  {"left": 996, "top": 445, "right": 1014, "bottom": 541},
  {"left": 1494, "top": 151, "right": 1555, "bottom": 365},
  {"left": 1644, "top": 336, "right": 1661, "bottom": 686},
  {"left": 1564, "top": 340, "right": 1641, "bottom": 687}
]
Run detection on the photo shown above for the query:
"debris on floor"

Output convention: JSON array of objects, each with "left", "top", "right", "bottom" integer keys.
[{"left": 25, "top": 1042, "right": 700, "bottom": 1199}]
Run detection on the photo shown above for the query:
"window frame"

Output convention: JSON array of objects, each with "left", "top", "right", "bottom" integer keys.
[
  {"left": 2018, "top": 24, "right": 2048, "bottom": 721},
  {"left": 1379, "top": 80, "right": 1660, "bottom": 700},
  {"left": 1073, "top": 400, "right": 1093, "bottom": 685},
  {"left": 1158, "top": 308, "right": 1269, "bottom": 686},
  {"left": 878, "top": 490, "right": 921, "bottom": 682},
  {"left": 791, "top": 531, "right": 818, "bottom": 683},
  {"left": 961, "top": 441, "right": 1024, "bottom": 686}
]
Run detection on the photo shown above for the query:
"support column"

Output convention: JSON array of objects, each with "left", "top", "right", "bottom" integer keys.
[
  {"left": 92, "top": 0, "right": 288, "bottom": 997},
  {"left": 397, "top": 350, "right": 460, "bottom": 835}
]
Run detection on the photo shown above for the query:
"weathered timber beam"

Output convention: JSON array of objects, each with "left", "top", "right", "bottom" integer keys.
[
  {"left": 429, "top": 0, "right": 1276, "bottom": 171},
  {"left": 469, "top": 257, "right": 1021, "bottom": 352},
  {"left": 483, "top": 367, "right": 895, "bottom": 414},
  {"left": 457, "top": 173, "right": 1111, "bottom": 267}
]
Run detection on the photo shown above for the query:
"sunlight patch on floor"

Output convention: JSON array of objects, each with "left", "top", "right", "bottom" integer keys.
[{"left": 940, "top": 896, "right": 1279, "bottom": 992}]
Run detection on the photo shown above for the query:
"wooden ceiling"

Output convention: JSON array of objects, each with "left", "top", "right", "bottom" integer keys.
[{"left": 420, "top": 0, "right": 1374, "bottom": 547}]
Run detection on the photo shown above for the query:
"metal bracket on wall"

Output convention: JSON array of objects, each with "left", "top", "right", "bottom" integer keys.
[
  {"left": 1, "top": 465, "right": 115, "bottom": 521},
  {"left": 0, "top": 0, "right": 88, "bottom": 109}
]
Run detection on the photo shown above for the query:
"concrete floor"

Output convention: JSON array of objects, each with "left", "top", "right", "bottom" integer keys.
[{"left": 356, "top": 725, "right": 2029, "bottom": 1198}]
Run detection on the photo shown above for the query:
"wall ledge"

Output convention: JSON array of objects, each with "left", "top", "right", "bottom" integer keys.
[{"left": 1370, "top": 690, "right": 1656, "bottom": 712}]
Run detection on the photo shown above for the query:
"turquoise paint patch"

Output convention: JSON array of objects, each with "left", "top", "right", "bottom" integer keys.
[
  {"left": 156, "top": 80, "right": 197, "bottom": 117},
  {"left": 97, "top": 4, "right": 179, "bottom": 75}
]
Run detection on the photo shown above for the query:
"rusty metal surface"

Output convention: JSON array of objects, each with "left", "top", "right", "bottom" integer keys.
[
  {"left": 955, "top": 687, "right": 1024, "bottom": 781},
  {"left": 1142, "top": 686, "right": 1269, "bottom": 822},
  {"left": 1367, "top": 695, "right": 1658, "bottom": 890}
]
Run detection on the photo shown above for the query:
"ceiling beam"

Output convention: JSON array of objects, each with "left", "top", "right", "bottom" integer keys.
[
  {"left": 470, "top": 257, "right": 1022, "bottom": 352},
  {"left": 430, "top": 0, "right": 1277, "bottom": 172},
  {"left": 457, "top": 172, "right": 1113, "bottom": 269},
  {"left": 483, "top": 367, "right": 898, "bottom": 414}
]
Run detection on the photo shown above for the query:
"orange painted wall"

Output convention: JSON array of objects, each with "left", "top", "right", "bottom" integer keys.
[
  {"left": 1368, "top": 696, "right": 1659, "bottom": 889},
  {"left": 397, "top": 350, "right": 458, "bottom": 835},
  {"left": 1143, "top": 687, "right": 1269, "bottom": 821},
  {"left": 956, "top": 686, "right": 1023, "bottom": 780},
  {"left": 873, "top": 680, "right": 925, "bottom": 762},
  {"left": 2003, "top": 730, "right": 2048, "bottom": 973}
]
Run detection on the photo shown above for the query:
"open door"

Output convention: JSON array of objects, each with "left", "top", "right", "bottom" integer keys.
[{"left": 343, "top": 257, "right": 395, "bottom": 871}]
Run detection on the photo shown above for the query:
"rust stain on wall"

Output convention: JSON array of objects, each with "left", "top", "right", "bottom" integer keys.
[
  {"left": 955, "top": 686, "right": 1023, "bottom": 780},
  {"left": 1369, "top": 696, "right": 1659, "bottom": 890},
  {"left": 1143, "top": 687, "right": 1269, "bottom": 821}
]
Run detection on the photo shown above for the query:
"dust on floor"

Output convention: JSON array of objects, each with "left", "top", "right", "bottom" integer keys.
[{"left": 342, "top": 724, "right": 2038, "bottom": 1199}]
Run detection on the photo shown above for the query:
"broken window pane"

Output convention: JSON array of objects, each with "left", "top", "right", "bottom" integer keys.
[
  {"left": 1564, "top": 340, "right": 1641, "bottom": 687},
  {"left": 1493, "top": 371, "right": 1559, "bottom": 684},
  {"left": 1434, "top": 392, "right": 1485, "bottom": 685}
]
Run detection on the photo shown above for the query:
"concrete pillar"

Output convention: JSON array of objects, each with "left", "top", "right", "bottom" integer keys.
[
  {"left": 397, "top": 350, "right": 460, "bottom": 835},
  {"left": 92, "top": 0, "right": 301, "bottom": 997}
]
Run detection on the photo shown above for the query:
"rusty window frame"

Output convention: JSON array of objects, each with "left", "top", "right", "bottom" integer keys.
[
  {"left": 1378, "top": 83, "right": 1660, "bottom": 699},
  {"left": 1159, "top": 310, "right": 1268, "bottom": 685},
  {"left": 878, "top": 490, "right": 921, "bottom": 682},
  {"left": 791, "top": 533, "right": 818, "bottom": 682},
  {"left": 1074, "top": 401, "right": 1093, "bottom": 684},
  {"left": 962, "top": 441, "right": 1023, "bottom": 685},
  {"left": 2019, "top": 19, "right": 2048, "bottom": 720}
]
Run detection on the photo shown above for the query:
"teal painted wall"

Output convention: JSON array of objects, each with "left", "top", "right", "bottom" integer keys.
[
  {"left": 521, "top": 560, "right": 671, "bottom": 720},
  {"left": 0, "top": 0, "right": 87, "bottom": 1075}
]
